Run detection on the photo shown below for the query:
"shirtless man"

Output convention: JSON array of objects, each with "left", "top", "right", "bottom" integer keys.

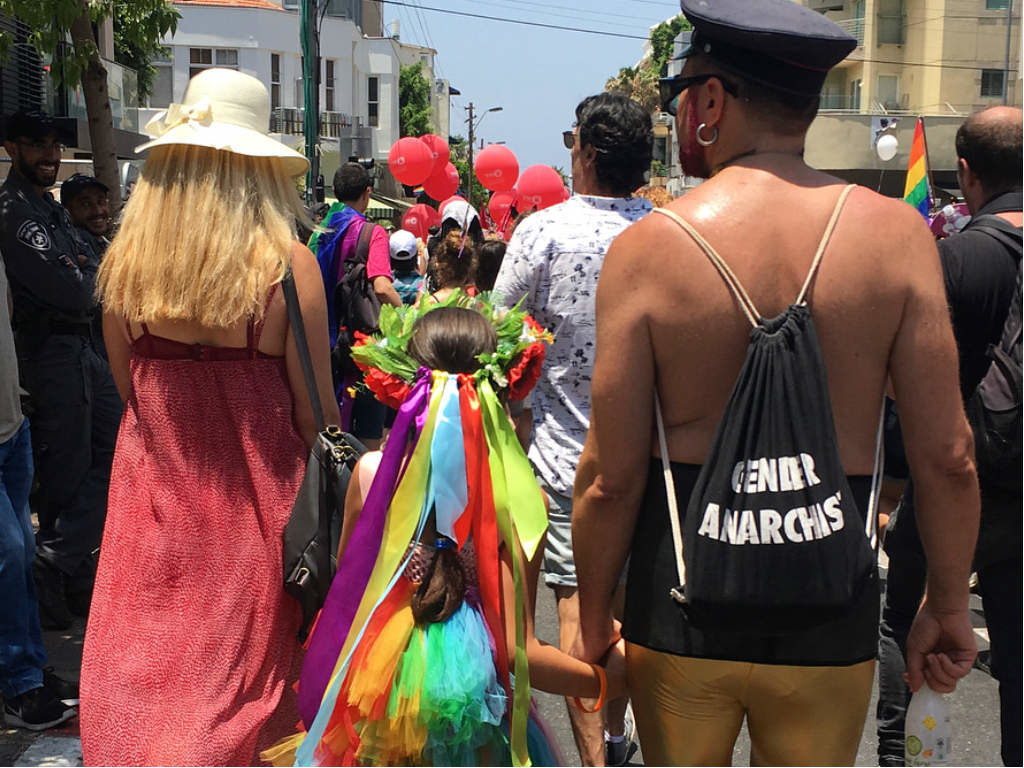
[{"left": 571, "top": 0, "right": 979, "bottom": 764}]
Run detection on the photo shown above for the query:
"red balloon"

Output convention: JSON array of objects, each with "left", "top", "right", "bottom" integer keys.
[
  {"left": 488, "top": 189, "right": 518, "bottom": 228},
  {"left": 419, "top": 134, "right": 450, "bottom": 173},
  {"left": 388, "top": 137, "right": 434, "bottom": 186},
  {"left": 401, "top": 203, "right": 440, "bottom": 241},
  {"left": 562, "top": 186, "right": 571, "bottom": 201},
  {"left": 423, "top": 161, "right": 459, "bottom": 201},
  {"left": 474, "top": 145, "right": 519, "bottom": 192},
  {"left": 517, "top": 164, "right": 564, "bottom": 210}
]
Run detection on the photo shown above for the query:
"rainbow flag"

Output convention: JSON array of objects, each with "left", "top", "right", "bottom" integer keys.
[{"left": 903, "top": 117, "right": 931, "bottom": 219}]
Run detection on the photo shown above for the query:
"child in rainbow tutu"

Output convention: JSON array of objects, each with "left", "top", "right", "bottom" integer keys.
[{"left": 264, "top": 291, "right": 625, "bottom": 767}]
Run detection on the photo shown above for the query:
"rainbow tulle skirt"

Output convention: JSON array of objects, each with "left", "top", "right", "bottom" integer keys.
[{"left": 264, "top": 585, "right": 560, "bottom": 767}]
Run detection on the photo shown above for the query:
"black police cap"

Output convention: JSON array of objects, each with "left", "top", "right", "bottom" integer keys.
[
  {"left": 60, "top": 173, "right": 109, "bottom": 206},
  {"left": 4, "top": 110, "right": 76, "bottom": 145},
  {"left": 677, "top": 0, "right": 857, "bottom": 97}
]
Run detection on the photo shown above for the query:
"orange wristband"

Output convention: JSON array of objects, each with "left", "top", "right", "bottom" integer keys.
[{"left": 574, "top": 663, "right": 607, "bottom": 713}]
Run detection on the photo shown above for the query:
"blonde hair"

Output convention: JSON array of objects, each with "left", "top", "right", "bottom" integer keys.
[{"left": 98, "top": 144, "right": 307, "bottom": 327}]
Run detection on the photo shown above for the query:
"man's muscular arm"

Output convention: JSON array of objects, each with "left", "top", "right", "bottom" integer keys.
[
  {"left": 571, "top": 225, "right": 655, "bottom": 663},
  {"left": 888, "top": 205, "right": 979, "bottom": 693}
]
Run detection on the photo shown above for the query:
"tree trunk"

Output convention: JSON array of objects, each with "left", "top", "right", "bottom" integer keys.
[{"left": 69, "top": 3, "right": 120, "bottom": 214}]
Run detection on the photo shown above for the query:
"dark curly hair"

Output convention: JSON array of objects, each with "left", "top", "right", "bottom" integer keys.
[{"left": 575, "top": 93, "right": 653, "bottom": 196}]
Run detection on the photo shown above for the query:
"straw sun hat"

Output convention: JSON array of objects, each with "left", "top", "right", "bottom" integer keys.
[{"left": 135, "top": 68, "right": 309, "bottom": 177}]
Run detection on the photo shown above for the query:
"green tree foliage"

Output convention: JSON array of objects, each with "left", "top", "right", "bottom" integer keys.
[
  {"left": 113, "top": 3, "right": 177, "bottom": 100},
  {"left": 399, "top": 62, "right": 432, "bottom": 137},
  {"left": 604, "top": 14, "right": 691, "bottom": 113},
  {"left": 0, "top": 0, "right": 178, "bottom": 206},
  {"left": 649, "top": 15, "right": 690, "bottom": 77},
  {"left": 0, "top": 0, "right": 178, "bottom": 94}
]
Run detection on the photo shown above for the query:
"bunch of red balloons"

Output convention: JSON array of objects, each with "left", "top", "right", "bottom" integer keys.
[{"left": 388, "top": 135, "right": 570, "bottom": 241}]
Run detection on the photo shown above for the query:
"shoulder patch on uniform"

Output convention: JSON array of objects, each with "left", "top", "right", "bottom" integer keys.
[{"left": 16, "top": 220, "right": 51, "bottom": 252}]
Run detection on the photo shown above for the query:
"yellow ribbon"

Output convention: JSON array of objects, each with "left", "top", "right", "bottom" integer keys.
[{"left": 143, "top": 95, "right": 214, "bottom": 138}]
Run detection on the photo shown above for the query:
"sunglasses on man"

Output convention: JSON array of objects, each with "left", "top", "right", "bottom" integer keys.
[
  {"left": 562, "top": 130, "right": 575, "bottom": 150},
  {"left": 658, "top": 73, "right": 739, "bottom": 116}
]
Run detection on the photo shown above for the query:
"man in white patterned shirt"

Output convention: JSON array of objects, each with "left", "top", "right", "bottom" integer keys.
[{"left": 493, "top": 92, "right": 653, "bottom": 767}]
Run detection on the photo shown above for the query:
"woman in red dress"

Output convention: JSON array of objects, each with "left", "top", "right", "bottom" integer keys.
[{"left": 79, "top": 68, "right": 339, "bottom": 766}]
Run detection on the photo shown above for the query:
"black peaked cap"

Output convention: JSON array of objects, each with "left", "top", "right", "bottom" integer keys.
[{"left": 678, "top": 0, "right": 857, "bottom": 97}]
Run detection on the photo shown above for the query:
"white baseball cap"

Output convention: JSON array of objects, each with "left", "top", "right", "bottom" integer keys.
[{"left": 389, "top": 229, "right": 419, "bottom": 261}]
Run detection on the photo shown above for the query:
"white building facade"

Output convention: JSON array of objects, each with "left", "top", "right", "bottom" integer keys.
[{"left": 146, "top": 0, "right": 449, "bottom": 197}]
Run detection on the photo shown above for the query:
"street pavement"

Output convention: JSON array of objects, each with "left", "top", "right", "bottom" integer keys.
[{"left": 1, "top": 556, "right": 1004, "bottom": 766}]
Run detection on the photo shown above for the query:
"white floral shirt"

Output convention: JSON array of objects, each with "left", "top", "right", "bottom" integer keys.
[{"left": 493, "top": 194, "right": 652, "bottom": 496}]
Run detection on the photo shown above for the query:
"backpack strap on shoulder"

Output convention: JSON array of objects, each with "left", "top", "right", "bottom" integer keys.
[
  {"left": 795, "top": 184, "right": 856, "bottom": 306},
  {"left": 653, "top": 207, "right": 762, "bottom": 328},
  {"left": 354, "top": 220, "right": 375, "bottom": 266}
]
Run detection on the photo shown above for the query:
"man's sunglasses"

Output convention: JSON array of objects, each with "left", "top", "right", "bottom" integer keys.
[
  {"left": 658, "top": 73, "right": 739, "bottom": 116},
  {"left": 562, "top": 130, "right": 575, "bottom": 150}
]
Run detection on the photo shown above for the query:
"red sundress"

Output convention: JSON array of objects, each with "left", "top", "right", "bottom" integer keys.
[{"left": 81, "top": 288, "right": 307, "bottom": 766}]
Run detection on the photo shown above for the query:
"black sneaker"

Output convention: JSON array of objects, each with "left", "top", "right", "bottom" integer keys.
[
  {"left": 42, "top": 667, "right": 80, "bottom": 707},
  {"left": 32, "top": 557, "right": 72, "bottom": 631},
  {"left": 3, "top": 685, "right": 76, "bottom": 731},
  {"left": 605, "top": 703, "right": 639, "bottom": 766}
]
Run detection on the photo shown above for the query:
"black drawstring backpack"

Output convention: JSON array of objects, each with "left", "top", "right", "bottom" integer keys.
[{"left": 652, "top": 185, "right": 883, "bottom": 634}]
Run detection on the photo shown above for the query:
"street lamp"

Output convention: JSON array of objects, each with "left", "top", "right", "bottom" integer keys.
[{"left": 465, "top": 104, "right": 502, "bottom": 210}]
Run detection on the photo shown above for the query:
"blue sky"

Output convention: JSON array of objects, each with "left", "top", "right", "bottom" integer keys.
[{"left": 386, "top": 0, "right": 681, "bottom": 173}]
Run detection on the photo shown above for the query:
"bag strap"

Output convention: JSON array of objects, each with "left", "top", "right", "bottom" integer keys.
[
  {"left": 354, "top": 220, "right": 375, "bottom": 266},
  {"left": 654, "top": 389, "right": 886, "bottom": 588},
  {"left": 652, "top": 207, "right": 761, "bottom": 328},
  {"left": 652, "top": 184, "right": 857, "bottom": 328},
  {"left": 795, "top": 184, "right": 856, "bottom": 306},
  {"left": 282, "top": 270, "right": 326, "bottom": 433}
]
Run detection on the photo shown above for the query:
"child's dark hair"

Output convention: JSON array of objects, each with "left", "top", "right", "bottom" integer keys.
[
  {"left": 476, "top": 238, "right": 506, "bottom": 291},
  {"left": 407, "top": 306, "right": 497, "bottom": 623}
]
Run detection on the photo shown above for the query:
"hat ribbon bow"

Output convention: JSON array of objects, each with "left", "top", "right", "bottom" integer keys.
[{"left": 145, "top": 96, "right": 214, "bottom": 138}]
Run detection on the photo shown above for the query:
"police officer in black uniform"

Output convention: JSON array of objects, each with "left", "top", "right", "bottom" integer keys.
[{"left": 1, "top": 111, "right": 121, "bottom": 629}]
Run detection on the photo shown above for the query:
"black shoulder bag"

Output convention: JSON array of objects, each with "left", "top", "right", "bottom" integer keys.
[
  {"left": 651, "top": 185, "right": 883, "bottom": 634},
  {"left": 281, "top": 271, "right": 367, "bottom": 641}
]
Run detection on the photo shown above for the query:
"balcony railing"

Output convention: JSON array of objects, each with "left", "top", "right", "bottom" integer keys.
[
  {"left": 834, "top": 17, "right": 865, "bottom": 47},
  {"left": 270, "top": 108, "right": 364, "bottom": 137}
]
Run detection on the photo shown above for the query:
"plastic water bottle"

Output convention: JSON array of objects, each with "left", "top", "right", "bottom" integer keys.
[{"left": 905, "top": 683, "right": 952, "bottom": 765}]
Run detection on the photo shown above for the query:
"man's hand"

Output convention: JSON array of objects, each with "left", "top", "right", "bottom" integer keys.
[
  {"left": 905, "top": 599, "right": 976, "bottom": 694},
  {"left": 570, "top": 615, "right": 620, "bottom": 665}
]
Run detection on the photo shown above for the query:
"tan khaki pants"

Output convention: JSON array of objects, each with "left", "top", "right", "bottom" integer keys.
[{"left": 626, "top": 642, "right": 874, "bottom": 766}]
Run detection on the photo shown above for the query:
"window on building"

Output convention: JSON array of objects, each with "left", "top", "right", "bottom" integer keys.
[
  {"left": 325, "top": 0, "right": 352, "bottom": 17},
  {"left": 282, "top": 0, "right": 298, "bottom": 7},
  {"left": 189, "top": 48, "right": 238, "bottom": 79},
  {"left": 981, "top": 69, "right": 1005, "bottom": 97},
  {"left": 296, "top": 55, "right": 304, "bottom": 110},
  {"left": 148, "top": 51, "right": 173, "bottom": 108},
  {"left": 877, "top": 0, "right": 904, "bottom": 45},
  {"left": 849, "top": 78, "right": 862, "bottom": 111},
  {"left": 877, "top": 75, "right": 900, "bottom": 109},
  {"left": 986, "top": 0, "right": 1009, "bottom": 9},
  {"left": 325, "top": 59, "right": 335, "bottom": 112},
  {"left": 271, "top": 53, "right": 281, "bottom": 110},
  {"left": 368, "top": 76, "right": 379, "bottom": 127}
]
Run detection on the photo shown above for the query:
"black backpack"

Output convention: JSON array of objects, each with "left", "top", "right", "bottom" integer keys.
[
  {"left": 963, "top": 215, "right": 1022, "bottom": 500},
  {"left": 333, "top": 221, "right": 382, "bottom": 377},
  {"left": 652, "top": 186, "right": 880, "bottom": 634}
]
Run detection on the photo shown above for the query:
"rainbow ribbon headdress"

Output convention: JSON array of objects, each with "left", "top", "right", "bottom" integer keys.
[{"left": 292, "top": 291, "right": 552, "bottom": 767}]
